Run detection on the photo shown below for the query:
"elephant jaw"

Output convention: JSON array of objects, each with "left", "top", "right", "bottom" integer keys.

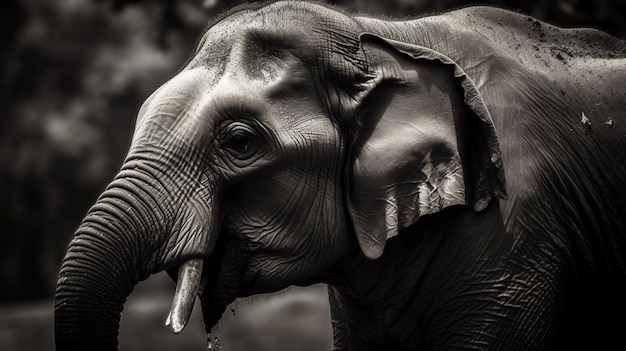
[
  {"left": 163, "top": 202, "right": 227, "bottom": 334},
  {"left": 165, "top": 259, "right": 205, "bottom": 334}
]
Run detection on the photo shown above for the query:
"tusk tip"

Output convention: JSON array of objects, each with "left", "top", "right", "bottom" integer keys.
[
  {"left": 168, "top": 309, "right": 188, "bottom": 334},
  {"left": 169, "top": 318, "right": 187, "bottom": 334}
]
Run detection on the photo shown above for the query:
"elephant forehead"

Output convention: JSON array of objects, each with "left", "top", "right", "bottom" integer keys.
[
  {"left": 190, "top": 8, "right": 301, "bottom": 74},
  {"left": 134, "top": 54, "right": 287, "bottom": 127},
  {"left": 220, "top": 53, "right": 287, "bottom": 91},
  {"left": 133, "top": 67, "right": 219, "bottom": 144},
  {"left": 189, "top": 1, "right": 365, "bottom": 77}
]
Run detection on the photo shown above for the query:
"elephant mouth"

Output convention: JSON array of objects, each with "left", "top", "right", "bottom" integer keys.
[{"left": 165, "top": 237, "right": 246, "bottom": 335}]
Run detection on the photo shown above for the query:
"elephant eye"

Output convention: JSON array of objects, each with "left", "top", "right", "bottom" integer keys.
[
  {"left": 226, "top": 133, "right": 253, "bottom": 153},
  {"left": 221, "top": 122, "right": 259, "bottom": 159}
]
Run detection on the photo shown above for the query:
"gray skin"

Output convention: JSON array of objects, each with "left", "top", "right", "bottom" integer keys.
[{"left": 55, "top": 2, "right": 626, "bottom": 350}]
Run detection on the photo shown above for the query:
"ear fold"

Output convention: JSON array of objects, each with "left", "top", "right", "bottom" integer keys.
[{"left": 348, "top": 33, "right": 506, "bottom": 259}]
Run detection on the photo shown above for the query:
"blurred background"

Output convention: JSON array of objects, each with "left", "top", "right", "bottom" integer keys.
[{"left": 1, "top": 0, "right": 624, "bottom": 350}]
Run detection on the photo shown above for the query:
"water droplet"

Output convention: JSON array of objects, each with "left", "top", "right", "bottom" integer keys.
[
  {"left": 214, "top": 336, "right": 222, "bottom": 349},
  {"left": 207, "top": 333, "right": 213, "bottom": 350}
]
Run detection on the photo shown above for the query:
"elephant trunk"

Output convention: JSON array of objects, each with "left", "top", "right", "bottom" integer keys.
[
  {"left": 55, "top": 69, "right": 219, "bottom": 349},
  {"left": 54, "top": 171, "right": 170, "bottom": 350}
]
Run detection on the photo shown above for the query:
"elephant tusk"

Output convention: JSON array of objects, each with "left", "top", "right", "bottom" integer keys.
[{"left": 166, "top": 258, "right": 203, "bottom": 334}]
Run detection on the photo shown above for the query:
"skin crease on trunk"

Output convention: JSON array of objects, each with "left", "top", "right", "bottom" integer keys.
[{"left": 54, "top": 1, "right": 626, "bottom": 351}]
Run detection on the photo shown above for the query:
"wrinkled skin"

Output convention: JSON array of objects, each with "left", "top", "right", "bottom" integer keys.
[{"left": 55, "top": 2, "right": 626, "bottom": 350}]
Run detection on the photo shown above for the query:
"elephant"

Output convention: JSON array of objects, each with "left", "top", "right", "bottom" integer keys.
[{"left": 55, "top": 1, "right": 626, "bottom": 350}]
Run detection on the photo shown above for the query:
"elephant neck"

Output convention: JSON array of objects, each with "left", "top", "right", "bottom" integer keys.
[
  {"left": 329, "top": 208, "right": 464, "bottom": 308},
  {"left": 327, "top": 202, "right": 509, "bottom": 349},
  {"left": 323, "top": 227, "right": 440, "bottom": 350}
]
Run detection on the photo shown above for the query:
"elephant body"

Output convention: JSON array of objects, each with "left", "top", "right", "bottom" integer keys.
[
  {"left": 333, "top": 7, "right": 626, "bottom": 350},
  {"left": 54, "top": 2, "right": 626, "bottom": 350}
]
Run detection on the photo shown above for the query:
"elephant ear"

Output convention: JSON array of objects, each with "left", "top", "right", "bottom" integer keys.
[{"left": 348, "top": 33, "right": 506, "bottom": 259}]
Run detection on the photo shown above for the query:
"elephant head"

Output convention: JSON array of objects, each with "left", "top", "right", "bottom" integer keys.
[{"left": 55, "top": 3, "right": 505, "bottom": 349}]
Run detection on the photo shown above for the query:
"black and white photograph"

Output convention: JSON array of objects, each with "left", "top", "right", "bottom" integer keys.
[{"left": 1, "top": 0, "right": 625, "bottom": 350}]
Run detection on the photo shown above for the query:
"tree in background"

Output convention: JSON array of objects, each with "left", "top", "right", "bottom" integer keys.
[
  {"left": 1, "top": 0, "right": 624, "bottom": 301},
  {"left": 0, "top": 0, "right": 210, "bottom": 300}
]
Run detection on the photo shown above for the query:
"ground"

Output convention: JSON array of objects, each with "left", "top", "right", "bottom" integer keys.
[{"left": 0, "top": 273, "right": 333, "bottom": 351}]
